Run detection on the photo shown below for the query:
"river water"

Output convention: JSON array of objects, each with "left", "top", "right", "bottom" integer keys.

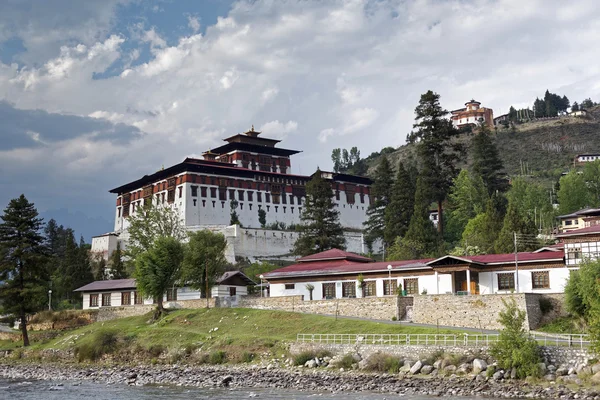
[{"left": 0, "top": 378, "right": 486, "bottom": 399}]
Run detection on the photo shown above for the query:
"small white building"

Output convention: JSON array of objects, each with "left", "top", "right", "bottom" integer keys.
[
  {"left": 556, "top": 225, "right": 600, "bottom": 267},
  {"left": 263, "top": 248, "right": 568, "bottom": 299},
  {"left": 75, "top": 271, "right": 256, "bottom": 310}
]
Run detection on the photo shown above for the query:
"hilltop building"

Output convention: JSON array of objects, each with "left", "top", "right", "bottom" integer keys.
[
  {"left": 574, "top": 154, "right": 600, "bottom": 165},
  {"left": 557, "top": 207, "right": 600, "bottom": 233},
  {"left": 451, "top": 99, "right": 494, "bottom": 129},
  {"left": 91, "top": 126, "right": 374, "bottom": 263}
]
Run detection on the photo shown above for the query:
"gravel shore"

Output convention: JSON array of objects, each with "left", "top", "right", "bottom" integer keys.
[{"left": 1, "top": 362, "right": 600, "bottom": 399}]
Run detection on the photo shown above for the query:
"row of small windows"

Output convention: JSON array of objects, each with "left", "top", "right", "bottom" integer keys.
[
  {"left": 285, "top": 278, "right": 419, "bottom": 299},
  {"left": 89, "top": 291, "right": 144, "bottom": 307},
  {"left": 497, "top": 271, "right": 550, "bottom": 290}
]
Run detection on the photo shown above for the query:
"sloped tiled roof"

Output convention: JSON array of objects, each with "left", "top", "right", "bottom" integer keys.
[
  {"left": 297, "top": 249, "right": 373, "bottom": 263},
  {"left": 74, "top": 279, "right": 136, "bottom": 292},
  {"left": 556, "top": 225, "right": 600, "bottom": 237}
]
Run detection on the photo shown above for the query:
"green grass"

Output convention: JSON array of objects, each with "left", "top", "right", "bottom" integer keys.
[
  {"left": 537, "top": 316, "right": 586, "bottom": 334},
  {"left": 0, "top": 308, "right": 466, "bottom": 362}
]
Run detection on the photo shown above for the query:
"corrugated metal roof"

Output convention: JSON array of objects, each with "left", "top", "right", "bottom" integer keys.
[{"left": 556, "top": 225, "right": 600, "bottom": 237}]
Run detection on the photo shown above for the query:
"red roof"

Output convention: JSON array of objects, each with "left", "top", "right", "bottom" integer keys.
[
  {"left": 556, "top": 225, "right": 600, "bottom": 237},
  {"left": 468, "top": 251, "right": 564, "bottom": 264},
  {"left": 297, "top": 249, "right": 372, "bottom": 263}
]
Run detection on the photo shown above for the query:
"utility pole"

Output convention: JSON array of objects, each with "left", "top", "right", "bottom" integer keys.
[{"left": 514, "top": 232, "right": 520, "bottom": 293}]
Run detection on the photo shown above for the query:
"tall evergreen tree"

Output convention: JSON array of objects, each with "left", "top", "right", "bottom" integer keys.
[
  {"left": 533, "top": 98, "right": 546, "bottom": 118},
  {"left": 461, "top": 194, "right": 505, "bottom": 254},
  {"left": 364, "top": 157, "right": 394, "bottom": 248},
  {"left": 471, "top": 123, "right": 509, "bottom": 195},
  {"left": 0, "top": 195, "right": 47, "bottom": 346},
  {"left": 384, "top": 162, "right": 416, "bottom": 245},
  {"left": 494, "top": 202, "right": 538, "bottom": 254},
  {"left": 108, "top": 242, "right": 127, "bottom": 279},
  {"left": 571, "top": 102, "right": 580, "bottom": 112},
  {"left": 293, "top": 169, "right": 345, "bottom": 256},
  {"left": 387, "top": 175, "right": 440, "bottom": 260},
  {"left": 408, "top": 90, "right": 462, "bottom": 235},
  {"left": 445, "top": 170, "right": 488, "bottom": 245}
]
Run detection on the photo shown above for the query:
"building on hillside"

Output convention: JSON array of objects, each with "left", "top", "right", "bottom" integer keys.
[
  {"left": 574, "top": 154, "right": 600, "bottom": 165},
  {"left": 570, "top": 110, "right": 588, "bottom": 117},
  {"left": 556, "top": 207, "right": 600, "bottom": 233},
  {"left": 75, "top": 271, "right": 256, "bottom": 310},
  {"left": 493, "top": 113, "right": 509, "bottom": 127},
  {"left": 91, "top": 126, "right": 373, "bottom": 262},
  {"left": 450, "top": 99, "right": 494, "bottom": 129},
  {"left": 556, "top": 225, "right": 600, "bottom": 267},
  {"left": 262, "top": 247, "right": 568, "bottom": 300}
]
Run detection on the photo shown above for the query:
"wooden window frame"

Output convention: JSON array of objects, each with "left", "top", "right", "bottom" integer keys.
[
  {"left": 532, "top": 271, "right": 550, "bottom": 289},
  {"left": 363, "top": 281, "right": 376, "bottom": 297},
  {"left": 322, "top": 283, "right": 336, "bottom": 299},
  {"left": 284, "top": 284, "right": 295, "bottom": 290},
  {"left": 403, "top": 278, "right": 418, "bottom": 295},
  {"left": 121, "top": 292, "right": 131, "bottom": 306},
  {"left": 101, "top": 293, "right": 111, "bottom": 307},
  {"left": 497, "top": 273, "right": 515, "bottom": 291},
  {"left": 134, "top": 291, "right": 143, "bottom": 305},
  {"left": 383, "top": 279, "right": 398, "bottom": 296},
  {"left": 89, "top": 294, "right": 99, "bottom": 307},
  {"left": 342, "top": 281, "right": 356, "bottom": 298},
  {"left": 166, "top": 288, "right": 177, "bottom": 301}
]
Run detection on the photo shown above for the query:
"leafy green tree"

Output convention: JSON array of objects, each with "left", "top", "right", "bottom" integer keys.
[
  {"left": 258, "top": 208, "right": 267, "bottom": 228},
  {"left": 108, "top": 242, "right": 127, "bottom": 279},
  {"left": 0, "top": 195, "right": 48, "bottom": 346},
  {"left": 364, "top": 157, "right": 394, "bottom": 248},
  {"left": 490, "top": 299, "right": 542, "bottom": 378},
  {"left": 408, "top": 90, "right": 462, "bottom": 235},
  {"left": 384, "top": 162, "right": 415, "bottom": 245},
  {"left": 471, "top": 124, "right": 508, "bottom": 195},
  {"left": 583, "top": 160, "right": 600, "bottom": 205},
  {"left": 506, "top": 177, "right": 555, "bottom": 233},
  {"left": 508, "top": 106, "right": 517, "bottom": 122},
  {"left": 581, "top": 98, "right": 595, "bottom": 109},
  {"left": 558, "top": 170, "right": 595, "bottom": 215},
  {"left": 125, "top": 203, "right": 185, "bottom": 272},
  {"left": 134, "top": 236, "right": 184, "bottom": 315},
  {"left": 387, "top": 175, "right": 440, "bottom": 260},
  {"left": 446, "top": 170, "right": 488, "bottom": 244},
  {"left": 182, "top": 230, "right": 228, "bottom": 300},
  {"left": 461, "top": 195, "right": 505, "bottom": 254},
  {"left": 571, "top": 102, "right": 580, "bottom": 112},
  {"left": 230, "top": 199, "right": 241, "bottom": 226},
  {"left": 293, "top": 169, "right": 345, "bottom": 256},
  {"left": 331, "top": 147, "right": 367, "bottom": 175}
]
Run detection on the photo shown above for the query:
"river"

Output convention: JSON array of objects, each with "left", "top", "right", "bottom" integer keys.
[{"left": 0, "top": 377, "right": 488, "bottom": 399}]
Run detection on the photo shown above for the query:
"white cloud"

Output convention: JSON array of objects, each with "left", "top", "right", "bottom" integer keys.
[
  {"left": 188, "top": 15, "right": 201, "bottom": 33},
  {"left": 259, "top": 120, "right": 298, "bottom": 140}
]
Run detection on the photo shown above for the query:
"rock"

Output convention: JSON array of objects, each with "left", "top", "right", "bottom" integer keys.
[
  {"left": 472, "top": 359, "right": 487, "bottom": 374},
  {"left": 410, "top": 360, "right": 423, "bottom": 375},
  {"left": 592, "top": 364, "right": 600, "bottom": 374},
  {"left": 433, "top": 360, "right": 443, "bottom": 370},
  {"left": 399, "top": 361, "right": 411, "bottom": 373},
  {"left": 537, "top": 363, "right": 547, "bottom": 375},
  {"left": 351, "top": 353, "right": 362, "bottom": 362},
  {"left": 510, "top": 368, "right": 517, "bottom": 380},
  {"left": 220, "top": 375, "right": 233, "bottom": 387},
  {"left": 420, "top": 365, "right": 434, "bottom": 375},
  {"left": 443, "top": 365, "right": 457, "bottom": 374},
  {"left": 544, "top": 374, "right": 556, "bottom": 382},
  {"left": 314, "top": 357, "right": 321, "bottom": 367},
  {"left": 555, "top": 367, "right": 568, "bottom": 376},
  {"left": 475, "top": 373, "right": 486, "bottom": 382},
  {"left": 492, "top": 370, "right": 504, "bottom": 381},
  {"left": 304, "top": 360, "right": 317, "bottom": 368},
  {"left": 457, "top": 363, "right": 471, "bottom": 374},
  {"left": 590, "top": 371, "right": 600, "bottom": 383},
  {"left": 547, "top": 365, "right": 556, "bottom": 372}
]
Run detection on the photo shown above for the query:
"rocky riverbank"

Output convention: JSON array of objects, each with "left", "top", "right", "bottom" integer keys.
[{"left": 1, "top": 362, "right": 600, "bottom": 399}]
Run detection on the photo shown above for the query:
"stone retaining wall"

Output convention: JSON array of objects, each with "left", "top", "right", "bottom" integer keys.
[
  {"left": 0, "top": 332, "right": 20, "bottom": 342},
  {"left": 289, "top": 342, "right": 591, "bottom": 366},
  {"left": 239, "top": 295, "right": 400, "bottom": 320},
  {"left": 96, "top": 299, "right": 217, "bottom": 321}
]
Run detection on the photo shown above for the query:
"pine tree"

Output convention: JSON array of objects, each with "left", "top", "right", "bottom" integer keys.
[
  {"left": 108, "top": 242, "right": 127, "bottom": 279},
  {"left": 461, "top": 194, "right": 505, "bottom": 254},
  {"left": 471, "top": 124, "right": 509, "bottom": 196},
  {"left": 293, "top": 169, "right": 345, "bottom": 256},
  {"left": 384, "top": 162, "right": 415, "bottom": 245},
  {"left": 0, "top": 195, "right": 47, "bottom": 346},
  {"left": 387, "top": 175, "right": 440, "bottom": 260},
  {"left": 572, "top": 102, "right": 580, "bottom": 112},
  {"left": 533, "top": 98, "right": 545, "bottom": 118},
  {"left": 364, "top": 157, "right": 394, "bottom": 248},
  {"left": 445, "top": 170, "right": 488, "bottom": 245},
  {"left": 494, "top": 202, "right": 538, "bottom": 254},
  {"left": 409, "top": 90, "right": 462, "bottom": 235}
]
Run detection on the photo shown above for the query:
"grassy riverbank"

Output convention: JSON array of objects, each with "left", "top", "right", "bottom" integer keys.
[{"left": 0, "top": 308, "right": 464, "bottom": 362}]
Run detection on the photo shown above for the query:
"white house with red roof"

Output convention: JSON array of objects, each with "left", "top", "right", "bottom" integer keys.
[
  {"left": 556, "top": 224, "right": 600, "bottom": 266},
  {"left": 263, "top": 247, "right": 569, "bottom": 299}
]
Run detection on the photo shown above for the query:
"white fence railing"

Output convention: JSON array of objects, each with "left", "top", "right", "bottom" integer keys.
[{"left": 296, "top": 333, "right": 591, "bottom": 348}]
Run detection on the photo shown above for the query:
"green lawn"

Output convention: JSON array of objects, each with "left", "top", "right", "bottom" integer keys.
[{"left": 1, "top": 308, "right": 466, "bottom": 359}]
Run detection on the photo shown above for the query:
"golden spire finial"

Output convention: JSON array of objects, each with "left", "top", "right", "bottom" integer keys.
[{"left": 251, "top": 124, "right": 254, "bottom": 131}]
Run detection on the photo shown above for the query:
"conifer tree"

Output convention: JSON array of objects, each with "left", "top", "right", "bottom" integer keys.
[
  {"left": 445, "top": 169, "right": 488, "bottom": 245},
  {"left": 408, "top": 90, "right": 462, "bottom": 235},
  {"left": 461, "top": 194, "right": 505, "bottom": 254},
  {"left": 0, "top": 195, "right": 47, "bottom": 346},
  {"left": 384, "top": 162, "right": 415, "bottom": 245},
  {"left": 364, "top": 157, "right": 394, "bottom": 248},
  {"left": 108, "top": 242, "right": 127, "bottom": 279},
  {"left": 293, "top": 169, "right": 345, "bottom": 256},
  {"left": 494, "top": 202, "right": 538, "bottom": 254},
  {"left": 471, "top": 124, "right": 508, "bottom": 196},
  {"left": 387, "top": 175, "right": 439, "bottom": 260}
]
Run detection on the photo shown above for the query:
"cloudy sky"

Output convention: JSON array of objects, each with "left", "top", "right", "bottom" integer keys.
[{"left": 1, "top": 0, "right": 599, "bottom": 241}]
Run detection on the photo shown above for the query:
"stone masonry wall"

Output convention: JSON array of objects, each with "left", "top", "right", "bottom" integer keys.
[
  {"left": 290, "top": 343, "right": 591, "bottom": 367},
  {"left": 239, "top": 295, "right": 400, "bottom": 320},
  {"left": 96, "top": 299, "right": 217, "bottom": 322}
]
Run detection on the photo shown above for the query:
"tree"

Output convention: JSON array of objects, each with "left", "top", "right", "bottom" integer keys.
[
  {"left": 408, "top": 90, "right": 462, "bottom": 235},
  {"left": 533, "top": 97, "right": 546, "bottom": 118},
  {"left": 331, "top": 146, "right": 367, "bottom": 175},
  {"left": 387, "top": 175, "right": 440, "bottom": 260},
  {"left": 557, "top": 170, "right": 595, "bottom": 215},
  {"left": 258, "top": 208, "right": 267, "bottom": 228},
  {"left": 384, "top": 162, "right": 416, "bottom": 245},
  {"left": 494, "top": 202, "right": 538, "bottom": 254},
  {"left": 490, "top": 299, "right": 542, "bottom": 378},
  {"left": 461, "top": 194, "right": 505, "bottom": 254},
  {"left": 508, "top": 106, "right": 517, "bottom": 122},
  {"left": 445, "top": 170, "right": 488, "bottom": 245},
  {"left": 230, "top": 199, "right": 241, "bottom": 226},
  {"left": 581, "top": 98, "right": 595, "bottom": 109},
  {"left": 125, "top": 203, "right": 185, "bottom": 271},
  {"left": 108, "top": 242, "right": 127, "bottom": 279},
  {"left": 134, "top": 236, "right": 184, "bottom": 315},
  {"left": 471, "top": 124, "right": 508, "bottom": 195},
  {"left": 363, "top": 157, "right": 394, "bottom": 248},
  {"left": 0, "top": 195, "right": 47, "bottom": 346},
  {"left": 583, "top": 160, "right": 600, "bottom": 206},
  {"left": 293, "top": 169, "right": 345, "bottom": 256},
  {"left": 571, "top": 102, "right": 580, "bottom": 112},
  {"left": 182, "top": 230, "right": 227, "bottom": 301}
]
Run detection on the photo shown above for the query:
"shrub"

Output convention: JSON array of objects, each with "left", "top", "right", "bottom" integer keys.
[
  {"left": 335, "top": 353, "right": 356, "bottom": 369},
  {"left": 293, "top": 351, "right": 317, "bottom": 366},
  {"left": 241, "top": 352, "right": 255, "bottom": 363},
  {"left": 490, "top": 299, "right": 542, "bottom": 379},
  {"left": 209, "top": 350, "right": 227, "bottom": 364},
  {"left": 424, "top": 349, "right": 445, "bottom": 366},
  {"left": 148, "top": 344, "right": 166, "bottom": 358},
  {"left": 363, "top": 352, "right": 402, "bottom": 374},
  {"left": 75, "top": 329, "right": 120, "bottom": 362}
]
